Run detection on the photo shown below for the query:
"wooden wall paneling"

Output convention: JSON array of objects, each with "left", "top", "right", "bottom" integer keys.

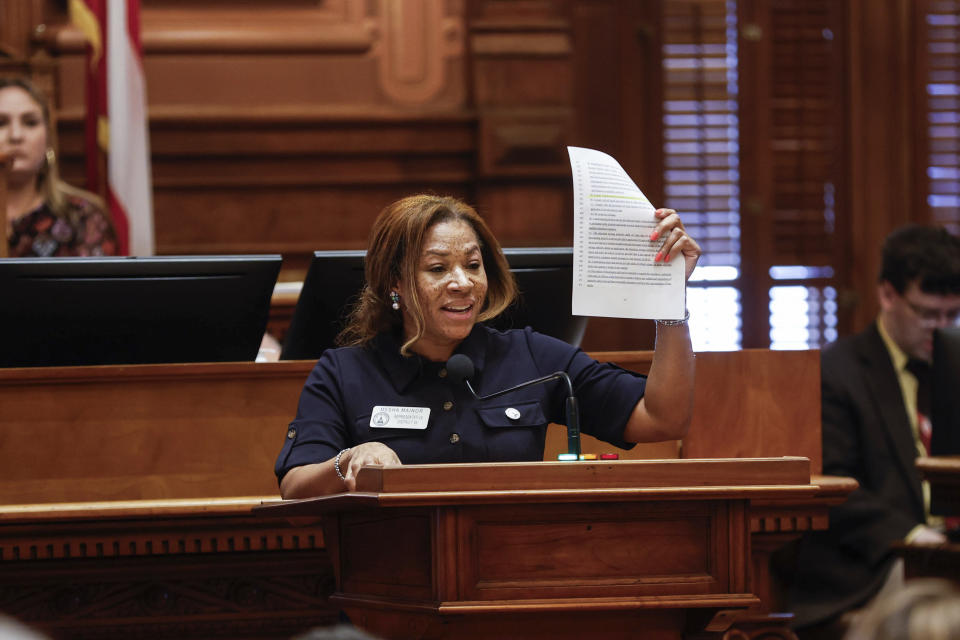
[
  {"left": 570, "top": 0, "right": 664, "bottom": 203},
  {"left": 564, "top": 0, "right": 662, "bottom": 352},
  {"left": 469, "top": 16, "right": 573, "bottom": 179},
  {"left": 587, "top": 348, "right": 822, "bottom": 472},
  {"left": 0, "top": 501, "right": 338, "bottom": 639},
  {"left": 466, "top": 1, "right": 664, "bottom": 352},
  {"left": 466, "top": 0, "right": 575, "bottom": 207},
  {"left": 911, "top": 0, "right": 935, "bottom": 232},
  {"left": 0, "top": 548, "right": 338, "bottom": 640},
  {"left": 33, "top": 2, "right": 475, "bottom": 280},
  {"left": 0, "top": 0, "right": 46, "bottom": 58},
  {"left": 844, "top": 0, "right": 919, "bottom": 332},
  {"left": 0, "top": 362, "right": 315, "bottom": 505},
  {"left": 739, "top": 0, "right": 850, "bottom": 347},
  {"left": 25, "top": 1, "right": 672, "bottom": 351},
  {"left": 374, "top": 0, "right": 466, "bottom": 106},
  {"left": 570, "top": 0, "right": 624, "bottom": 157},
  {"left": 737, "top": 0, "right": 807, "bottom": 348},
  {"left": 680, "top": 349, "right": 822, "bottom": 473}
]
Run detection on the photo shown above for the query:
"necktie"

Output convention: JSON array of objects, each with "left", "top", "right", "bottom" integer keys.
[
  {"left": 906, "top": 358, "right": 933, "bottom": 453},
  {"left": 905, "top": 358, "right": 960, "bottom": 534}
]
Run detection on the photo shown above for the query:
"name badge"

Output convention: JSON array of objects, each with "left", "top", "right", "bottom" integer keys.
[{"left": 369, "top": 406, "right": 431, "bottom": 430}]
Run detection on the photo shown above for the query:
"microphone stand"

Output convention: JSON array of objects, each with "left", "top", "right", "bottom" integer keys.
[{"left": 462, "top": 374, "right": 582, "bottom": 458}]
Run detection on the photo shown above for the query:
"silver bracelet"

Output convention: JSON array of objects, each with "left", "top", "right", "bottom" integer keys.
[
  {"left": 656, "top": 309, "right": 690, "bottom": 326},
  {"left": 334, "top": 447, "right": 351, "bottom": 481}
]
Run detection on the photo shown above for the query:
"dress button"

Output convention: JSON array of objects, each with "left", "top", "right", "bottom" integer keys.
[
  {"left": 505, "top": 408, "right": 521, "bottom": 420},
  {"left": 286, "top": 428, "right": 296, "bottom": 439},
  {"left": 449, "top": 433, "right": 460, "bottom": 444},
  {"left": 438, "top": 368, "right": 448, "bottom": 378},
  {"left": 443, "top": 401, "right": 454, "bottom": 411}
]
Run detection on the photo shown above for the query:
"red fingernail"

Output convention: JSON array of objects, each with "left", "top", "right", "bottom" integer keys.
[
  {"left": 654, "top": 252, "right": 662, "bottom": 262},
  {"left": 664, "top": 253, "right": 671, "bottom": 262},
  {"left": 650, "top": 231, "right": 659, "bottom": 241}
]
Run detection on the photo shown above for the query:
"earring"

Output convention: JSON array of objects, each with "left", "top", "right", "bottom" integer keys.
[
  {"left": 45, "top": 148, "right": 56, "bottom": 167},
  {"left": 390, "top": 291, "right": 400, "bottom": 310}
]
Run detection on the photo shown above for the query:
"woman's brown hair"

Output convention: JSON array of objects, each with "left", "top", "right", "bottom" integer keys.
[
  {"left": 338, "top": 194, "right": 517, "bottom": 355},
  {"left": 0, "top": 76, "right": 106, "bottom": 219}
]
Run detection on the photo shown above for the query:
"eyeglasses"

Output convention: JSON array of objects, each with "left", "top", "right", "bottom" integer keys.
[{"left": 901, "top": 297, "right": 960, "bottom": 327}]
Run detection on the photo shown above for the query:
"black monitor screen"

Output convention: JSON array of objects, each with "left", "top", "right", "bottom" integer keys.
[
  {"left": 930, "top": 326, "right": 960, "bottom": 516},
  {"left": 280, "top": 247, "right": 587, "bottom": 360},
  {"left": 0, "top": 255, "right": 282, "bottom": 367},
  {"left": 932, "top": 326, "right": 960, "bottom": 457}
]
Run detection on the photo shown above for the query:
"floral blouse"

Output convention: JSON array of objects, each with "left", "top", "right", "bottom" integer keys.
[{"left": 8, "top": 196, "right": 118, "bottom": 257}]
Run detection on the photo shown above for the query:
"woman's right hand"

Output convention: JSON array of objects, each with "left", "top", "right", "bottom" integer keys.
[{"left": 338, "top": 441, "right": 401, "bottom": 491}]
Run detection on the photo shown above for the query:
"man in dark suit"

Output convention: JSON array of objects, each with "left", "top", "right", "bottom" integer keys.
[{"left": 787, "top": 225, "right": 960, "bottom": 638}]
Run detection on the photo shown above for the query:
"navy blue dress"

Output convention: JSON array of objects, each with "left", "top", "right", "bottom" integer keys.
[{"left": 275, "top": 324, "right": 646, "bottom": 482}]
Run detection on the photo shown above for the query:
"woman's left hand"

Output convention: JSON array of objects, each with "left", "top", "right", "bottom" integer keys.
[{"left": 651, "top": 208, "right": 702, "bottom": 281}]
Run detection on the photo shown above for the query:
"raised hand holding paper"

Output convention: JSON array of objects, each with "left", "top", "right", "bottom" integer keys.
[{"left": 568, "top": 146, "right": 686, "bottom": 320}]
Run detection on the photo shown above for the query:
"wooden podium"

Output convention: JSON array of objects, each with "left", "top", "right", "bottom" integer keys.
[
  {"left": 257, "top": 457, "right": 821, "bottom": 640},
  {"left": 919, "top": 456, "right": 960, "bottom": 516},
  {"left": 897, "top": 456, "right": 960, "bottom": 583}
]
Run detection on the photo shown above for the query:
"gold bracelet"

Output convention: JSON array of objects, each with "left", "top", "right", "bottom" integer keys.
[{"left": 656, "top": 309, "right": 690, "bottom": 326}]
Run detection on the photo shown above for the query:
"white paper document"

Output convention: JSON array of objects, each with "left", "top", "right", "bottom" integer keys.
[{"left": 567, "top": 146, "right": 686, "bottom": 320}]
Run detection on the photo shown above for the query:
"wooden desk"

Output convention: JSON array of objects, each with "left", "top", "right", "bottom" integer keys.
[
  {"left": 0, "top": 349, "right": 840, "bottom": 638},
  {"left": 258, "top": 458, "right": 822, "bottom": 640},
  {"left": 0, "top": 349, "right": 822, "bottom": 504},
  {"left": 918, "top": 456, "right": 960, "bottom": 516},
  {"left": 0, "top": 361, "right": 313, "bottom": 504},
  {"left": 0, "top": 361, "right": 339, "bottom": 639},
  {"left": 895, "top": 456, "right": 960, "bottom": 583}
]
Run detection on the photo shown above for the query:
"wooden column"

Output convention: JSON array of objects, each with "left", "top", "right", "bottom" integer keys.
[
  {"left": 465, "top": 0, "right": 575, "bottom": 245},
  {"left": 0, "top": 0, "right": 45, "bottom": 58},
  {"left": 843, "top": 0, "right": 921, "bottom": 332}
]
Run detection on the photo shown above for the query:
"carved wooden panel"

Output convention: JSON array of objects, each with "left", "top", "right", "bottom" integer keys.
[
  {"left": 0, "top": 501, "right": 335, "bottom": 639},
  {"left": 462, "top": 501, "right": 724, "bottom": 599},
  {"left": 1, "top": 550, "right": 337, "bottom": 640},
  {"left": 0, "top": 509, "right": 320, "bottom": 562}
]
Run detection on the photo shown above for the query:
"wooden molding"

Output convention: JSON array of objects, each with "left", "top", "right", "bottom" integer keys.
[{"left": 36, "top": 7, "right": 375, "bottom": 55}]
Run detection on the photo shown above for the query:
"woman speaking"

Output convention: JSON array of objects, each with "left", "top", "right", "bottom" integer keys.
[{"left": 276, "top": 194, "right": 700, "bottom": 497}]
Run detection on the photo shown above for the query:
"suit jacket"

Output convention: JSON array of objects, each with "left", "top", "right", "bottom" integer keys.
[{"left": 787, "top": 322, "right": 926, "bottom": 628}]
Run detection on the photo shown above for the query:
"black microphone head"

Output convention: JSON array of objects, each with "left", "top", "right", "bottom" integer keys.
[{"left": 446, "top": 353, "right": 475, "bottom": 384}]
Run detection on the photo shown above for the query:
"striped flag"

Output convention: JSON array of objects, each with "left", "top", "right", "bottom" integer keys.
[{"left": 70, "top": 0, "right": 154, "bottom": 256}]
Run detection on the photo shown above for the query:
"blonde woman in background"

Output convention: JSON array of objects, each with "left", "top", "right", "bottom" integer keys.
[
  {"left": 1, "top": 77, "right": 116, "bottom": 257},
  {"left": 844, "top": 578, "right": 960, "bottom": 640}
]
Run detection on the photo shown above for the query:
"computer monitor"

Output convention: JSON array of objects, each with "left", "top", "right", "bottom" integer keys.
[
  {"left": 280, "top": 250, "right": 366, "bottom": 361},
  {"left": 0, "top": 255, "right": 282, "bottom": 367},
  {"left": 931, "top": 326, "right": 960, "bottom": 457},
  {"left": 280, "top": 247, "right": 587, "bottom": 360},
  {"left": 492, "top": 247, "right": 589, "bottom": 344},
  {"left": 930, "top": 326, "right": 960, "bottom": 517}
]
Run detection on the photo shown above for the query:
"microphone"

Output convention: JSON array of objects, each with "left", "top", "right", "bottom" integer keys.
[{"left": 446, "top": 354, "right": 581, "bottom": 458}]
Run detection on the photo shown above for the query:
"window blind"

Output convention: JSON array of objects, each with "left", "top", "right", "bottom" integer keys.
[
  {"left": 661, "top": 0, "right": 742, "bottom": 350},
  {"left": 924, "top": 0, "right": 960, "bottom": 234}
]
